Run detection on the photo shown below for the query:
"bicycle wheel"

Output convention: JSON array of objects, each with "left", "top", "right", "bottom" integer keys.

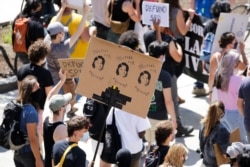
[{"left": 231, "top": 4, "right": 249, "bottom": 15}]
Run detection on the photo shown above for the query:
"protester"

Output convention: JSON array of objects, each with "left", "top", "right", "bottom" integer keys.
[
  {"left": 17, "top": 40, "right": 53, "bottom": 156},
  {"left": 46, "top": 0, "right": 89, "bottom": 116},
  {"left": 199, "top": 100, "right": 230, "bottom": 167},
  {"left": 91, "top": 0, "right": 110, "bottom": 39},
  {"left": 192, "top": 0, "right": 231, "bottom": 96},
  {"left": 100, "top": 30, "right": 151, "bottom": 167},
  {"left": 52, "top": 115, "right": 89, "bottom": 166},
  {"left": 12, "top": 0, "right": 45, "bottom": 73},
  {"left": 53, "top": 0, "right": 92, "bottom": 59},
  {"left": 159, "top": 143, "right": 188, "bottom": 167},
  {"left": 14, "top": 75, "right": 43, "bottom": 167},
  {"left": 214, "top": 49, "right": 247, "bottom": 143},
  {"left": 154, "top": 120, "right": 175, "bottom": 165},
  {"left": 106, "top": 0, "right": 141, "bottom": 43},
  {"left": 145, "top": 40, "right": 177, "bottom": 144},
  {"left": 238, "top": 66, "right": 250, "bottom": 143},
  {"left": 208, "top": 32, "right": 248, "bottom": 101},
  {"left": 144, "top": 18, "right": 194, "bottom": 138},
  {"left": 43, "top": 69, "right": 72, "bottom": 167}
]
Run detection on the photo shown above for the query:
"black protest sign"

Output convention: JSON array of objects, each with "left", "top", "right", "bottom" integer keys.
[{"left": 183, "top": 12, "right": 208, "bottom": 83}]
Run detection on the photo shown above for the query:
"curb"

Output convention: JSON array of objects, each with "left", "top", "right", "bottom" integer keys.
[{"left": 0, "top": 76, "right": 17, "bottom": 93}]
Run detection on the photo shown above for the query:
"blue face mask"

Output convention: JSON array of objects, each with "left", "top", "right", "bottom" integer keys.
[{"left": 80, "top": 131, "right": 89, "bottom": 142}]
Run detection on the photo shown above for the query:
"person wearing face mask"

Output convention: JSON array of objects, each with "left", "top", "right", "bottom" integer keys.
[
  {"left": 43, "top": 69, "right": 73, "bottom": 167},
  {"left": 52, "top": 115, "right": 90, "bottom": 167},
  {"left": 17, "top": 40, "right": 54, "bottom": 156},
  {"left": 14, "top": 75, "right": 44, "bottom": 167},
  {"left": 46, "top": 0, "right": 89, "bottom": 117}
]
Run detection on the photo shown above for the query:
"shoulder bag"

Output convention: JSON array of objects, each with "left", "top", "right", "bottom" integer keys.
[{"left": 55, "top": 143, "right": 78, "bottom": 167}]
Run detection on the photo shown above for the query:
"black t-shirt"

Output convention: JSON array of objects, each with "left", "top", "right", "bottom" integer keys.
[
  {"left": 148, "top": 70, "right": 171, "bottom": 120},
  {"left": 43, "top": 117, "right": 64, "bottom": 167},
  {"left": 144, "top": 30, "right": 179, "bottom": 76},
  {"left": 17, "top": 63, "right": 54, "bottom": 109},
  {"left": 203, "top": 19, "right": 217, "bottom": 36},
  {"left": 27, "top": 19, "right": 45, "bottom": 49},
  {"left": 53, "top": 140, "right": 86, "bottom": 167},
  {"left": 158, "top": 145, "right": 169, "bottom": 165}
]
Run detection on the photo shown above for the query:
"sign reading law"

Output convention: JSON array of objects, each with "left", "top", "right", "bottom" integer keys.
[
  {"left": 76, "top": 37, "right": 162, "bottom": 118},
  {"left": 58, "top": 58, "right": 84, "bottom": 78}
]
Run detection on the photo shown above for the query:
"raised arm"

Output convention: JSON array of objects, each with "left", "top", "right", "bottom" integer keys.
[
  {"left": 176, "top": 9, "right": 194, "bottom": 36},
  {"left": 67, "top": 3, "right": 89, "bottom": 48},
  {"left": 122, "top": 0, "right": 141, "bottom": 22}
]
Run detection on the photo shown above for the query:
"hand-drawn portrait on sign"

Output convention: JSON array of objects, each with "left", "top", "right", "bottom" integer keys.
[
  {"left": 138, "top": 70, "right": 151, "bottom": 86},
  {"left": 92, "top": 55, "right": 105, "bottom": 71},
  {"left": 116, "top": 62, "right": 129, "bottom": 78}
]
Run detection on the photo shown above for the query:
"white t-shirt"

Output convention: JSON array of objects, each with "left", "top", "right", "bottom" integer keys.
[{"left": 106, "top": 108, "right": 151, "bottom": 154}]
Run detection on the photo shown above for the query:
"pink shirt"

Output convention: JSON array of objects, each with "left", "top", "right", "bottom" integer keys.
[{"left": 217, "top": 75, "right": 242, "bottom": 110}]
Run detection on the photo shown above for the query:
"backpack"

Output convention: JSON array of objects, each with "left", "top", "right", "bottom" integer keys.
[
  {"left": 200, "top": 32, "right": 215, "bottom": 62},
  {"left": 13, "top": 17, "right": 29, "bottom": 53},
  {"left": 0, "top": 101, "right": 28, "bottom": 150},
  {"left": 145, "top": 145, "right": 161, "bottom": 167}
]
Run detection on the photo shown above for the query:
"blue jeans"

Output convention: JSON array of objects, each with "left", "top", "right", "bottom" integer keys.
[
  {"left": 107, "top": 29, "right": 121, "bottom": 43},
  {"left": 221, "top": 110, "right": 247, "bottom": 143}
]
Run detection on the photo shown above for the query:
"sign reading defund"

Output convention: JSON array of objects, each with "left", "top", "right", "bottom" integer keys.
[
  {"left": 76, "top": 37, "right": 162, "bottom": 118},
  {"left": 142, "top": 1, "right": 169, "bottom": 27},
  {"left": 58, "top": 58, "right": 84, "bottom": 78},
  {"left": 183, "top": 13, "right": 207, "bottom": 83}
]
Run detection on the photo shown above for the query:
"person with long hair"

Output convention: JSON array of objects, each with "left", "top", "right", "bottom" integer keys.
[
  {"left": 14, "top": 75, "right": 44, "bottom": 167},
  {"left": 199, "top": 101, "right": 230, "bottom": 167},
  {"left": 214, "top": 49, "right": 247, "bottom": 143},
  {"left": 209, "top": 32, "right": 248, "bottom": 100},
  {"left": 159, "top": 143, "right": 188, "bottom": 167}
]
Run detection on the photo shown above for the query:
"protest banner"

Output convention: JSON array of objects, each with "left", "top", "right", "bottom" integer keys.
[
  {"left": 183, "top": 12, "right": 206, "bottom": 82},
  {"left": 76, "top": 37, "right": 162, "bottom": 118},
  {"left": 58, "top": 58, "right": 84, "bottom": 78},
  {"left": 142, "top": 1, "right": 169, "bottom": 27},
  {"left": 211, "top": 13, "right": 249, "bottom": 54}
]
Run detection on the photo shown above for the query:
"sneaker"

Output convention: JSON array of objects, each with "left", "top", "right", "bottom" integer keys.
[
  {"left": 67, "top": 107, "right": 78, "bottom": 118},
  {"left": 192, "top": 87, "right": 208, "bottom": 97},
  {"left": 176, "top": 125, "right": 194, "bottom": 137}
]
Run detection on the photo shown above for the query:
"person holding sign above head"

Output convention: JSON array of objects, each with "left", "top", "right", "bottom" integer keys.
[
  {"left": 144, "top": 17, "right": 194, "bottom": 138},
  {"left": 46, "top": 0, "right": 89, "bottom": 117}
]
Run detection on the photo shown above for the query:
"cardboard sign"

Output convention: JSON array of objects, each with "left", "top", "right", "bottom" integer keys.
[
  {"left": 183, "top": 13, "right": 207, "bottom": 82},
  {"left": 76, "top": 37, "right": 162, "bottom": 118},
  {"left": 213, "top": 128, "right": 241, "bottom": 166},
  {"left": 66, "top": 0, "right": 84, "bottom": 9},
  {"left": 211, "top": 13, "right": 249, "bottom": 54},
  {"left": 58, "top": 58, "right": 84, "bottom": 78},
  {"left": 142, "top": 1, "right": 169, "bottom": 27}
]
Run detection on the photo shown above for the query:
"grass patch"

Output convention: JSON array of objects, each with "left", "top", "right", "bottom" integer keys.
[{"left": 1, "top": 25, "right": 12, "bottom": 45}]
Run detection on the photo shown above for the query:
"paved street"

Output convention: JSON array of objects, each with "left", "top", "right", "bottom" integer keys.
[{"left": 0, "top": 74, "right": 208, "bottom": 167}]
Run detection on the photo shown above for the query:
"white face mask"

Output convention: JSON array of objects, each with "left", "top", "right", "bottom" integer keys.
[
  {"left": 65, "top": 104, "right": 71, "bottom": 113},
  {"left": 162, "top": 55, "right": 166, "bottom": 63},
  {"left": 80, "top": 131, "right": 89, "bottom": 142}
]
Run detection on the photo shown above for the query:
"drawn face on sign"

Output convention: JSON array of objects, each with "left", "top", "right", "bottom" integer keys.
[
  {"left": 116, "top": 62, "right": 129, "bottom": 78},
  {"left": 138, "top": 71, "right": 151, "bottom": 86},
  {"left": 92, "top": 55, "right": 105, "bottom": 71}
]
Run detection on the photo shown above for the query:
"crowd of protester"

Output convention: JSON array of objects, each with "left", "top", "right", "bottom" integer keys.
[{"left": 8, "top": 0, "right": 250, "bottom": 166}]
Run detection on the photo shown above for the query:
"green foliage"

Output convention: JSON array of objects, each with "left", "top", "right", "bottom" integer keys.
[{"left": 1, "top": 25, "right": 12, "bottom": 45}]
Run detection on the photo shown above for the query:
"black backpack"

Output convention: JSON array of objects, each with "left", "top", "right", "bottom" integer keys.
[
  {"left": 0, "top": 101, "right": 28, "bottom": 150},
  {"left": 145, "top": 145, "right": 161, "bottom": 167}
]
